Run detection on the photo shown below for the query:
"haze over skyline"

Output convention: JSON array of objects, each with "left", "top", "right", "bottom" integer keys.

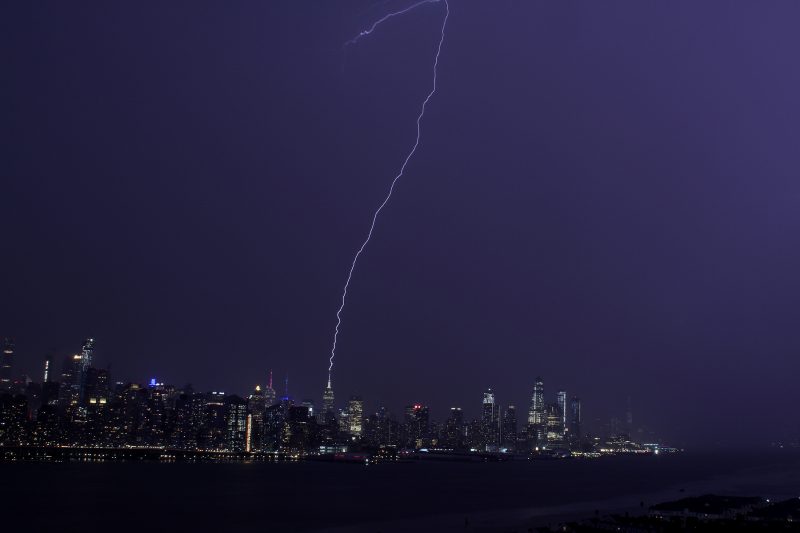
[{"left": 4, "top": 0, "right": 800, "bottom": 448}]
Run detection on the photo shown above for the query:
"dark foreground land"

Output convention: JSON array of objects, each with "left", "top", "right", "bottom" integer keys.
[
  {"left": 536, "top": 494, "right": 800, "bottom": 532},
  {"left": 1, "top": 451, "right": 798, "bottom": 532}
]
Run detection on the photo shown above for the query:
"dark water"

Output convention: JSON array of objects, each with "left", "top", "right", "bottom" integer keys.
[{"left": 2, "top": 452, "right": 799, "bottom": 532}]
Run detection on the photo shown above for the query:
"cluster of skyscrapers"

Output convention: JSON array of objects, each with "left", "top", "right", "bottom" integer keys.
[{"left": 0, "top": 337, "right": 645, "bottom": 455}]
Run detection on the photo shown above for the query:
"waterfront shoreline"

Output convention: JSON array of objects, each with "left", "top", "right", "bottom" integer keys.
[{"left": 2, "top": 451, "right": 798, "bottom": 532}]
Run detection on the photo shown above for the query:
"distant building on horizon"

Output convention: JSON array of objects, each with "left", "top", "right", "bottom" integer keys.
[
  {"left": 264, "top": 370, "right": 277, "bottom": 407},
  {"left": 444, "top": 407, "right": 464, "bottom": 449},
  {"left": 570, "top": 396, "right": 582, "bottom": 441},
  {"left": 527, "top": 376, "right": 545, "bottom": 448},
  {"left": 247, "top": 385, "right": 266, "bottom": 452},
  {"left": 0, "top": 338, "right": 13, "bottom": 391},
  {"left": 225, "top": 395, "right": 247, "bottom": 452},
  {"left": 63, "top": 338, "right": 95, "bottom": 406},
  {"left": 347, "top": 396, "right": 363, "bottom": 439},
  {"left": 556, "top": 390, "right": 567, "bottom": 428},
  {"left": 481, "top": 388, "right": 497, "bottom": 451},
  {"left": 501, "top": 404, "right": 517, "bottom": 452},
  {"left": 545, "top": 403, "right": 565, "bottom": 448},
  {"left": 528, "top": 377, "right": 544, "bottom": 425},
  {"left": 404, "top": 404, "right": 429, "bottom": 448}
]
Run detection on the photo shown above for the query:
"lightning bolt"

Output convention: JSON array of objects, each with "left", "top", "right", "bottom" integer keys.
[
  {"left": 345, "top": 0, "right": 442, "bottom": 47},
  {"left": 328, "top": 0, "right": 449, "bottom": 383}
]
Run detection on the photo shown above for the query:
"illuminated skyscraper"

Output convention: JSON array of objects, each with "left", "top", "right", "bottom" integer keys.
[
  {"left": 80, "top": 338, "right": 94, "bottom": 368},
  {"left": 263, "top": 402, "right": 285, "bottom": 451},
  {"left": 347, "top": 396, "right": 363, "bottom": 438},
  {"left": 545, "top": 403, "right": 565, "bottom": 448},
  {"left": 481, "top": 388, "right": 497, "bottom": 450},
  {"left": 369, "top": 405, "right": 394, "bottom": 447},
  {"left": 76, "top": 338, "right": 95, "bottom": 403},
  {"left": 0, "top": 338, "right": 13, "bottom": 391},
  {"left": 245, "top": 413, "right": 253, "bottom": 452},
  {"left": 337, "top": 407, "right": 350, "bottom": 434},
  {"left": 224, "top": 395, "right": 248, "bottom": 452},
  {"left": 556, "top": 390, "right": 567, "bottom": 427},
  {"left": 527, "top": 377, "right": 545, "bottom": 447},
  {"left": 65, "top": 353, "right": 83, "bottom": 406},
  {"left": 247, "top": 385, "right": 266, "bottom": 452},
  {"left": 322, "top": 376, "right": 335, "bottom": 417},
  {"left": 202, "top": 391, "right": 227, "bottom": 449},
  {"left": 527, "top": 377, "right": 544, "bottom": 425}
]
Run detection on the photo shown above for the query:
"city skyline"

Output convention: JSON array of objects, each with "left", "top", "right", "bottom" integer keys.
[
  {"left": 3, "top": 335, "right": 676, "bottom": 457},
  {"left": 0, "top": 335, "right": 617, "bottom": 439}
]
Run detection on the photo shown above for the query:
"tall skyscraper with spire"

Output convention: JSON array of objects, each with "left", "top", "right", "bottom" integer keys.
[
  {"left": 322, "top": 375, "right": 335, "bottom": 418},
  {"left": 77, "top": 338, "right": 95, "bottom": 403},
  {"left": 527, "top": 376, "right": 545, "bottom": 447},
  {"left": 80, "top": 338, "right": 94, "bottom": 367},
  {"left": 481, "top": 388, "right": 497, "bottom": 450},
  {"left": 65, "top": 338, "right": 95, "bottom": 405},
  {"left": 75, "top": 337, "right": 94, "bottom": 404},
  {"left": 527, "top": 377, "right": 544, "bottom": 425},
  {"left": 263, "top": 370, "right": 276, "bottom": 407}
]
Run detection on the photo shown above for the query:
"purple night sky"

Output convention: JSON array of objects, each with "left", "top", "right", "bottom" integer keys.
[{"left": 4, "top": 0, "right": 800, "bottom": 448}]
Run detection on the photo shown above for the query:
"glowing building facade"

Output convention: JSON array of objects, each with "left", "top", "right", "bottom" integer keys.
[
  {"left": 347, "top": 396, "right": 363, "bottom": 438},
  {"left": 247, "top": 385, "right": 266, "bottom": 452},
  {"left": 527, "top": 377, "right": 546, "bottom": 447},
  {"left": 528, "top": 377, "right": 544, "bottom": 425}
]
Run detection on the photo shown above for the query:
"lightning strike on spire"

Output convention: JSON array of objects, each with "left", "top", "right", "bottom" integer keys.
[{"left": 328, "top": 0, "right": 449, "bottom": 383}]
